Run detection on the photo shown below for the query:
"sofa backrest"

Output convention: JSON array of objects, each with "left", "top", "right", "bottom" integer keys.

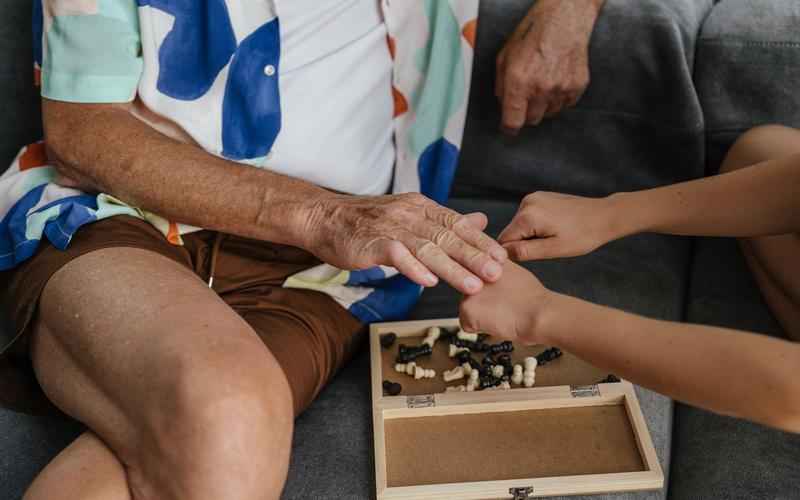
[
  {"left": 1, "top": 0, "right": 41, "bottom": 171},
  {"left": 452, "top": 0, "right": 712, "bottom": 200}
]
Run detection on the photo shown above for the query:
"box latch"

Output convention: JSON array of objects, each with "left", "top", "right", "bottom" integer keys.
[
  {"left": 570, "top": 384, "right": 600, "bottom": 398},
  {"left": 406, "top": 394, "right": 435, "bottom": 408},
  {"left": 509, "top": 486, "right": 534, "bottom": 499}
]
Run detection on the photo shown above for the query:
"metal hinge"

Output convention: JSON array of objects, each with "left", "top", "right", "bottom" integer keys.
[
  {"left": 509, "top": 486, "right": 534, "bottom": 499},
  {"left": 406, "top": 394, "right": 435, "bottom": 408},
  {"left": 570, "top": 384, "right": 600, "bottom": 398}
]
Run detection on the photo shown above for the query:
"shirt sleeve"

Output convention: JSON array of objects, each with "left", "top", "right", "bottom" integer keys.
[{"left": 40, "top": 0, "right": 143, "bottom": 103}]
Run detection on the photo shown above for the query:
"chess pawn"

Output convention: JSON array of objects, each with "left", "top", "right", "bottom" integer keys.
[
  {"left": 456, "top": 329, "right": 479, "bottom": 342},
  {"left": 511, "top": 364, "right": 523, "bottom": 385},
  {"left": 422, "top": 326, "right": 441, "bottom": 348},
  {"left": 443, "top": 366, "right": 465, "bottom": 382}
]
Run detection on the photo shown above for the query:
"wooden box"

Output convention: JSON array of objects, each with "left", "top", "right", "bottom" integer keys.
[{"left": 370, "top": 318, "right": 663, "bottom": 499}]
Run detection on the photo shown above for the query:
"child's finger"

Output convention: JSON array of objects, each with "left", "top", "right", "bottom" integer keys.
[
  {"left": 498, "top": 212, "right": 533, "bottom": 244},
  {"left": 503, "top": 238, "right": 563, "bottom": 261},
  {"left": 458, "top": 299, "right": 482, "bottom": 333}
]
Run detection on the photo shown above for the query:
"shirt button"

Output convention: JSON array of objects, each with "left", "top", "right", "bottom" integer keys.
[{"left": 264, "top": 64, "right": 276, "bottom": 76}]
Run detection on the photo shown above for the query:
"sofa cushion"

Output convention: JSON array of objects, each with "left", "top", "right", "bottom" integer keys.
[
  {"left": 670, "top": 237, "right": 800, "bottom": 500},
  {"left": 694, "top": 0, "right": 800, "bottom": 171},
  {"left": 453, "top": 0, "right": 713, "bottom": 200}
]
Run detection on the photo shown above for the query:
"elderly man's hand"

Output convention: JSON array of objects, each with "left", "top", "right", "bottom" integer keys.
[
  {"left": 305, "top": 193, "right": 508, "bottom": 295},
  {"left": 497, "top": 0, "right": 604, "bottom": 134}
]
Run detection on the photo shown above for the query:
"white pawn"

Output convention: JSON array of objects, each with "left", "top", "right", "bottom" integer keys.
[
  {"left": 511, "top": 364, "right": 523, "bottom": 385},
  {"left": 422, "top": 326, "right": 441, "bottom": 348},
  {"left": 414, "top": 365, "right": 435, "bottom": 379},
  {"left": 449, "top": 344, "right": 469, "bottom": 358},
  {"left": 523, "top": 373, "right": 536, "bottom": 388},
  {"left": 395, "top": 363, "right": 406, "bottom": 374},
  {"left": 443, "top": 366, "right": 465, "bottom": 382},
  {"left": 469, "top": 370, "right": 479, "bottom": 384},
  {"left": 466, "top": 381, "right": 476, "bottom": 392},
  {"left": 456, "top": 329, "right": 479, "bottom": 342},
  {"left": 491, "top": 365, "right": 504, "bottom": 378},
  {"left": 462, "top": 362, "right": 472, "bottom": 376},
  {"left": 405, "top": 361, "right": 417, "bottom": 376}
]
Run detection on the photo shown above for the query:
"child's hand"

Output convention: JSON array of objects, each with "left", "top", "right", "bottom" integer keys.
[
  {"left": 459, "top": 261, "right": 552, "bottom": 344},
  {"left": 499, "top": 191, "right": 620, "bottom": 261}
]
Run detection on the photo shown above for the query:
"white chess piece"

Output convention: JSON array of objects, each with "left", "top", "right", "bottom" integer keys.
[
  {"left": 449, "top": 344, "right": 469, "bottom": 358},
  {"left": 511, "top": 364, "right": 523, "bottom": 385},
  {"left": 422, "top": 326, "right": 441, "bottom": 348},
  {"left": 443, "top": 366, "right": 465, "bottom": 382},
  {"left": 456, "top": 329, "right": 479, "bottom": 342}
]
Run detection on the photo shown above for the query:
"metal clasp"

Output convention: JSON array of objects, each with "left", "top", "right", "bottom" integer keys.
[
  {"left": 509, "top": 486, "right": 534, "bottom": 499},
  {"left": 406, "top": 394, "right": 435, "bottom": 408}
]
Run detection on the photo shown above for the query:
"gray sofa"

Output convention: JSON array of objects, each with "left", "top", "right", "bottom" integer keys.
[{"left": 1, "top": 1, "right": 798, "bottom": 499}]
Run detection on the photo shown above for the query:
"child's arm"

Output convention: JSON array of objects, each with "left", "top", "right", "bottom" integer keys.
[
  {"left": 460, "top": 262, "right": 800, "bottom": 433},
  {"left": 498, "top": 153, "right": 800, "bottom": 260}
]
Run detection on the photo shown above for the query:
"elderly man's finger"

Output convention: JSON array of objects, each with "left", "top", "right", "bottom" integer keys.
[
  {"left": 495, "top": 50, "right": 508, "bottom": 99},
  {"left": 427, "top": 206, "right": 506, "bottom": 263},
  {"left": 525, "top": 97, "right": 548, "bottom": 126},
  {"left": 463, "top": 212, "right": 489, "bottom": 231},
  {"left": 502, "top": 70, "right": 529, "bottom": 134},
  {"left": 415, "top": 218, "right": 503, "bottom": 285},
  {"left": 376, "top": 239, "right": 438, "bottom": 287},
  {"left": 543, "top": 96, "right": 566, "bottom": 119},
  {"left": 405, "top": 234, "right": 485, "bottom": 295}
]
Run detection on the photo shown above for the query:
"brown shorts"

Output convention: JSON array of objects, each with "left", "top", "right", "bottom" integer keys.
[{"left": 0, "top": 216, "right": 364, "bottom": 416}]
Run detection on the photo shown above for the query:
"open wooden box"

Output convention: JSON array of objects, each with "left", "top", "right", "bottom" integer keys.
[{"left": 370, "top": 318, "right": 663, "bottom": 499}]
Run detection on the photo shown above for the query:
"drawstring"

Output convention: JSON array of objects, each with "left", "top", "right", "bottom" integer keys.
[{"left": 208, "top": 232, "right": 226, "bottom": 289}]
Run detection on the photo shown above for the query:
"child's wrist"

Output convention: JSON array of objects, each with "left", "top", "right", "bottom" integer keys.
[
  {"left": 530, "top": 290, "right": 564, "bottom": 345},
  {"left": 604, "top": 192, "right": 647, "bottom": 240}
]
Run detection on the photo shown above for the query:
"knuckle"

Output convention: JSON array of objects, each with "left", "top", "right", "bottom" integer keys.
[
  {"left": 431, "top": 227, "right": 456, "bottom": 247},
  {"left": 416, "top": 239, "right": 439, "bottom": 259}
]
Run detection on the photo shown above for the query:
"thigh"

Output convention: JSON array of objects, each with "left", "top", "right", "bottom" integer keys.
[
  {"left": 24, "top": 432, "right": 130, "bottom": 500},
  {"left": 30, "top": 246, "right": 288, "bottom": 467},
  {"left": 723, "top": 125, "right": 800, "bottom": 339},
  {"left": 227, "top": 286, "right": 364, "bottom": 416}
]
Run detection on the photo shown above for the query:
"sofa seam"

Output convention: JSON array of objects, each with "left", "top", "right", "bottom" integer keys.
[{"left": 698, "top": 38, "right": 800, "bottom": 49}]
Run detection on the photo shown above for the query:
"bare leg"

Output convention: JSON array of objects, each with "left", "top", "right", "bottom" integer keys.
[
  {"left": 24, "top": 432, "right": 131, "bottom": 500},
  {"left": 720, "top": 125, "right": 800, "bottom": 341},
  {"left": 24, "top": 247, "right": 294, "bottom": 500}
]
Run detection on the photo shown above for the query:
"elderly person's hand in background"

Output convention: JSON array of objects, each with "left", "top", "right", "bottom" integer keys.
[{"left": 497, "top": 0, "right": 604, "bottom": 134}]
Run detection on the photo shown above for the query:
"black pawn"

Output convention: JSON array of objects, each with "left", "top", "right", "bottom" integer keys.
[
  {"left": 382, "top": 380, "right": 402, "bottom": 396},
  {"left": 380, "top": 333, "right": 397, "bottom": 349}
]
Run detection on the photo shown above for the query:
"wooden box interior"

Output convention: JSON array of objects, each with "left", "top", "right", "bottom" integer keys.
[{"left": 385, "top": 404, "right": 644, "bottom": 487}]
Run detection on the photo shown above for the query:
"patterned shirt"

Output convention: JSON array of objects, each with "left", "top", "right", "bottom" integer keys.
[{"left": 0, "top": 0, "right": 479, "bottom": 323}]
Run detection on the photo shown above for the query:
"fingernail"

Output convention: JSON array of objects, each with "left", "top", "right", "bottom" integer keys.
[
  {"left": 425, "top": 273, "right": 438, "bottom": 286},
  {"left": 463, "top": 276, "right": 482, "bottom": 292},
  {"left": 484, "top": 261, "right": 502, "bottom": 280},
  {"left": 490, "top": 247, "right": 508, "bottom": 262}
]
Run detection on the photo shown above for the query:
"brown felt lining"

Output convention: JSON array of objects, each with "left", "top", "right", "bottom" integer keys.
[
  {"left": 380, "top": 335, "right": 608, "bottom": 396},
  {"left": 384, "top": 405, "right": 644, "bottom": 487}
]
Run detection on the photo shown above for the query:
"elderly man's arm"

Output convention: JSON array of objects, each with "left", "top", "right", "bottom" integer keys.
[
  {"left": 497, "top": 0, "right": 604, "bottom": 134},
  {"left": 43, "top": 99, "right": 507, "bottom": 294}
]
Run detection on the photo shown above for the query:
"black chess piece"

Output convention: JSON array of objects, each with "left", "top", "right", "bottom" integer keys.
[
  {"left": 380, "top": 332, "right": 397, "bottom": 349},
  {"left": 382, "top": 380, "right": 402, "bottom": 396}
]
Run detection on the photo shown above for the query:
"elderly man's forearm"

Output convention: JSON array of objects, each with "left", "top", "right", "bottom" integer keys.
[{"left": 42, "top": 99, "right": 327, "bottom": 247}]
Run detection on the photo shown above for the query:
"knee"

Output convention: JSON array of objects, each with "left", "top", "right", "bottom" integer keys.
[
  {"left": 139, "top": 343, "right": 294, "bottom": 500},
  {"left": 721, "top": 124, "right": 798, "bottom": 174}
]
